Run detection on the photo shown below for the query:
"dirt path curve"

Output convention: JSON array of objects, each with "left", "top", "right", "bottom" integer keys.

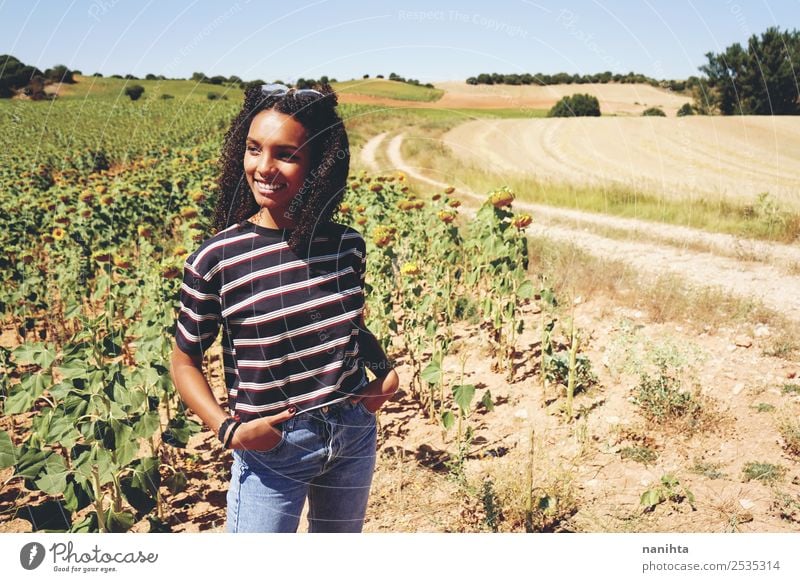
[
  {"left": 359, "top": 131, "right": 387, "bottom": 172},
  {"left": 361, "top": 132, "right": 800, "bottom": 323}
]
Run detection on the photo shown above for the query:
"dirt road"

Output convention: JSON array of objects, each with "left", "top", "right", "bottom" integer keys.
[{"left": 360, "top": 131, "right": 800, "bottom": 323}]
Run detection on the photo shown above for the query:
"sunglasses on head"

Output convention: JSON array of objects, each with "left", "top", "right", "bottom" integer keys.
[{"left": 260, "top": 83, "right": 324, "bottom": 98}]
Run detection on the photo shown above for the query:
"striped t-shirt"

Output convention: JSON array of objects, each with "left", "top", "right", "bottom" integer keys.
[{"left": 174, "top": 219, "right": 393, "bottom": 423}]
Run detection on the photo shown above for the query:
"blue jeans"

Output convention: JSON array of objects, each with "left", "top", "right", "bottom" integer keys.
[{"left": 226, "top": 397, "right": 377, "bottom": 533}]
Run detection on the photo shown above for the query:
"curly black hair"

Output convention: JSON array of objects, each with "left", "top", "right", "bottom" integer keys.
[{"left": 213, "top": 82, "right": 350, "bottom": 256}]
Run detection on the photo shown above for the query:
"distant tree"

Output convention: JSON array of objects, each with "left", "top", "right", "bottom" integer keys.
[
  {"left": 44, "top": 65, "right": 74, "bottom": 84},
  {"left": 24, "top": 75, "right": 49, "bottom": 100},
  {"left": 242, "top": 79, "right": 264, "bottom": 91},
  {"left": 376, "top": 74, "right": 384, "bottom": 79},
  {"left": 547, "top": 93, "right": 601, "bottom": 117},
  {"left": 124, "top": 84, "right": 145, "bottom": 101},
  {"left": 642, "top": 107, "right": 666, "bottom": 116},
  {"left": 111, "top": 74, "right": 123, "bottom": 79},
  {"left": 92, "top": 72, "right": 103, "bottom": 77},
  {"left": 124, "top": 74, "right": 137, "bottom": 80},
  {"left": 319, "top": 75, "right": 329, "bottom": 84},
  {"left": 191, "top": 72, "right": 206, "bottom": 82},
  {"left": 697, "top": 26, "right": 800, "bottom": 115},
  {"left": 73, "top": 69, "right": 82, "bottom": 76},
  {"left": 677, "top": 103, "right": 695, "bottom": 116},
  {"left": 362, "top": 74, "right": 369, "bottom": 79},
  {"left": 0, "top": 54, "right": 45, "bottom": 97},
  {"left": 145, "top": 73, "right": 157, "bottom": 80},
  {"left": 227, "top": 75, "right": 242, "bottom": 85},
  {"left": 208, "top": 75, "right": 226, "bottom": 85}
]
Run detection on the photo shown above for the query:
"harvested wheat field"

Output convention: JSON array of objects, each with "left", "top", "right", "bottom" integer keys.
[
  {"left": 337, "top": 81, "right": 688, "bottom": 116},
  {"left": 442, "top": 116, "right": 800, "bottom": 209},
  {"left": 431, "top": 81, "right": 690, "bottom": 115}
]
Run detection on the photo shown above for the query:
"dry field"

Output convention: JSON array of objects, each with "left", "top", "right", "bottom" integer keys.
[
  {"left": 431, "top": 81, "right": 690, "bottom": 115},
  {"left": 338, "top": 81, "right": 689, "bottom": 115},
  {"left": 442, "top": 116, "right": 800, "bottom": 210}
]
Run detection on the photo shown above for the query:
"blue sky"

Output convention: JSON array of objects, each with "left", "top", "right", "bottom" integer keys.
[{"left": 1, "top": 0, "right": 798, "bottom": 82}]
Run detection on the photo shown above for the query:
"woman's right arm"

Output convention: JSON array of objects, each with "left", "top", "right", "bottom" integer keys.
[
  {"left": 169, "top": 344, "right": 230, "bottom": 441},
  {"left": 169, "top": 343, "right": 294, "bottom": 450}
]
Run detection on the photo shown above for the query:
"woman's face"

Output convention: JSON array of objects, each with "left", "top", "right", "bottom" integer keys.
[{"left": 244, "top": 109, "right": 312, "bottom": 228}]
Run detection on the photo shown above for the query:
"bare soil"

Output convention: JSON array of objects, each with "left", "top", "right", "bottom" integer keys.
[{"left": 3, "top": 293, "right": 798, "bottom": 533}]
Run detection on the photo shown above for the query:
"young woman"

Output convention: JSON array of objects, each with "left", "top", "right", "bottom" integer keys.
[{"left": 169, "top": 82, "right": 399, "bottom": 533}]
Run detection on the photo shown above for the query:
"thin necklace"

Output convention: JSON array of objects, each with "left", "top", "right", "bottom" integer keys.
[{"left": 253, "top": 208, "right": 295, "bottom": 230}]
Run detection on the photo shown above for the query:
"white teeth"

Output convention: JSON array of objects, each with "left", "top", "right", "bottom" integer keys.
[{"left": 255, "top": 180, "right": 286, "bottom": 192}]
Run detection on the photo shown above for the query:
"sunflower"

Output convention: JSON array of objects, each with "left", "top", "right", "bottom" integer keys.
[
  {"left": 162, "top": 266, "right": 181, "bottom": 279},
  {"left": 489, "top": 187, "right": 515, "bottom": 209},
  {"left": 52, "top": 227, "right": 66, "bottom": 241},
  {"left": 438, "top": 210, "right": 457, "bottom": 224},
  {"left": 92, "top": 251, "right": 112, "bottom": 263},
  {"left": 371, "top": 226, "right": 393, "bottom": 248},
  {"left": 400, "top": 262, "right": 420, "bottom": 276},
  {"left": 511, "top": 214, "right": 533, "bottom": 229},
  {"left": 113, "top": 254, "right": 132, "bottom": 269}
]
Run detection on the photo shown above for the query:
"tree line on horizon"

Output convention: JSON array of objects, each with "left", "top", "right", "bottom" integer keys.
[
  {"left": 0, "top": 58, "right": 432, "bottom": 101},
  {"left": 465, "top": 26, "right": 800, "bottom": 116}
]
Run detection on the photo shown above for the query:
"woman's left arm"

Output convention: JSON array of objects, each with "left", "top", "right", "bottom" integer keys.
[{"left": 350, "top": 368, "right": 400, "bottom": 414}]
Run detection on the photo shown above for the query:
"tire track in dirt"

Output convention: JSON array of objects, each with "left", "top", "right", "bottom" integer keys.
[
  {"left": 361, "top": 131, "right": 800, "bottom": 323},
  {"left": 359, "top": 131, "right": 387, "bottom": 171}
]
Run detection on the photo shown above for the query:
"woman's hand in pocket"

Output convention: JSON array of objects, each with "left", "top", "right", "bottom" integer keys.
[
  {"left": 348, "top": 370, "right": 400, "bottom": 414},
  {"left": 230, "top": 407, "right": 296, "bottom": 451}
]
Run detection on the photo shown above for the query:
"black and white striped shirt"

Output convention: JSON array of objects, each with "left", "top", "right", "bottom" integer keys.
[{"left": 175, "top": 219, "right": 392, "bottom": 423}]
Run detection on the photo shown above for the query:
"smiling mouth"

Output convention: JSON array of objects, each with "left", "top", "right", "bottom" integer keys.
[{"left": 254, "top": 179, "right": 287, "bottom": 194}]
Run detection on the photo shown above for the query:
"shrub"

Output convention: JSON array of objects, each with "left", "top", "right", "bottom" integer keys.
[
  {"left": 159, "top": 94, "right": 174, "bottom": 100},
  {"left": 742, "top": 462, "right": 785, "bottom": 483},
  {"left": 642, "top": 107, "right": 666, "bottom": 116},
  {"left": 124, "top": 84, "right": 145, "bottom": 101},
  {"left": 547, "top": 93, "right": 601, "bottom": 117},
  {"left": 633, "top": 362, "right": 703, "bottom": 427},
  {"left": 777, "top": 414, "right": 800, "bottom": 456},
  {"left": 677, "top": 103, "right": 695, "bottom": 116}
]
